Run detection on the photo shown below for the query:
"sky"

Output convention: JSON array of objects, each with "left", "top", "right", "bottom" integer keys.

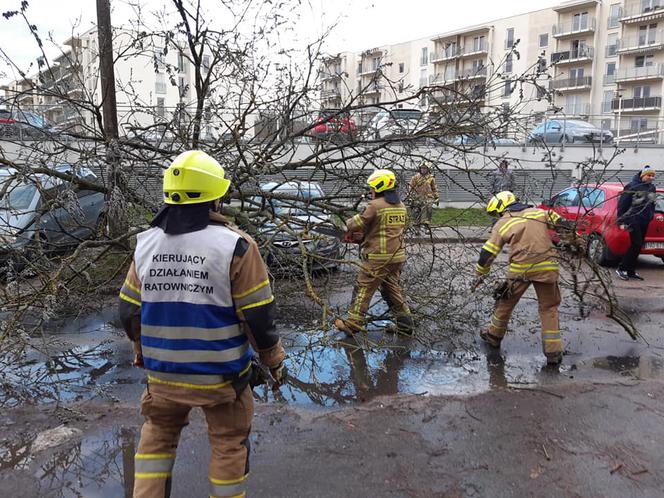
[{"left": 0, "top": 0, "right": 560, "bottom": 84}]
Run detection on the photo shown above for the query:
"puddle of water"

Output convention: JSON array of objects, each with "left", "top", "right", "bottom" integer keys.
[{"left": 0, "top": 427, "right": 137, "bottom": 497}]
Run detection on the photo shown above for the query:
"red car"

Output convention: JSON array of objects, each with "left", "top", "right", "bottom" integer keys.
[
  {"left": 540, "top": 183, "right": 664, "bottom": 266},
  {"left": 307, "top": 109, "right": 357, "bottom": 142}
]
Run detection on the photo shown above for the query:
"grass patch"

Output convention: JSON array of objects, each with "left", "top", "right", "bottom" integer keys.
[{"left": 431, "top": 207, "right": 492, "bottom": 227}]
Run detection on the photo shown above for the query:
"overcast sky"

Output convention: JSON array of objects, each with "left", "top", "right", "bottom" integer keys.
[{"left": 0, "top": 0, "right": 559, "bottom": 83}]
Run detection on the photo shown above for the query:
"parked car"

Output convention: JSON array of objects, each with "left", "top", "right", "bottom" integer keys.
[
  {"left": 450, "top": 135, "right": 519, "bottom": 146},
  {"left": 254, "top": 181, "right": 342, "bottom": 272},
  {"left": 0, "top": 109, "right": 53, "bottom": 139},
  {"left": 306, "top": 109, "right": 357, "bottom": 142},
  {"left": 0, "top": 165, "right": 106, "bottom": 269},
  {"left": 364, "top": 107, "right": 424, "bottom": 140},
  {"left": 528, "top": 120, "right": 613, "bottom": 145},
  {"left": 539, "top": 183, "right": 664, "bottom": 266}
]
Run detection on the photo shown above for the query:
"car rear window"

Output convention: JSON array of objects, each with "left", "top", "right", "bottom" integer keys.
[{"left": 656, "top": 193, "right": 664, "bottom": 213}]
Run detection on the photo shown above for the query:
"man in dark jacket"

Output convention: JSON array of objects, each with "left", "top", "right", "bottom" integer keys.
[{"left": 616, "top": 165, "right": 657, "bottom": 280}]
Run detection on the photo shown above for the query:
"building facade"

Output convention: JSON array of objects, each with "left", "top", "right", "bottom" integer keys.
[{"left": 320, "top": 0, "right": 664, "bottom": 143}]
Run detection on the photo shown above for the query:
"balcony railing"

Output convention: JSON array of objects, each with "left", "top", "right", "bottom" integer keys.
[
  {"left": 615, "top": 64, "right": 664, "bottom": 82},
  {"left": 429, "top": 72, "right": 458, "bottom": 85},
  {"left": 430, "top": 47, "right": 462, "bottom": 62},
  {"left": 460, "top": 41, "right": 489, "bottom": 56},
  {"left": 611, "top": 127, "right": 659, "bottom": 143},
  {"left": 155, "top": 82, "right": 167, "bottom": 94},
  {"left": 612, "top": 96, "right": 663, "bottom": 111},
  {"left": 549, "top": 76, "right": 592, "bottom": 91},
  {"left": 605, "top": 44, "right": 619, "bottom": 57},
  {"left": 620, "top": 3, "right": 664, "bottom": 22},
  {"left": 456, "top": 66, "right": 488, "bottom": 79},
  {"left": 617, "top": 30, "right": 664, "bottom": 53},
  {"left": 321, "top": 88, "right": 341, "bottom": 99},
  {"left": 551, "top": 47, "right": 594, "bottom": 64},
  {"left": 604, "top": 74, "right": 616, "bottom": 85},
  {"left": 564, "top": 102, "right": 591, "bottom": 116},
  {"left": 553, "top": 18, "right": 596, "bottom": 37}
]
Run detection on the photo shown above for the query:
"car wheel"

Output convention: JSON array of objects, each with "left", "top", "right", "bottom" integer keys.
[{"left": 587, "top": 234, "right": 614, "bottom": 266}]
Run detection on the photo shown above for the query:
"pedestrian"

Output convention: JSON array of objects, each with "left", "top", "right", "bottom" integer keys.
[
  {"left": 489, "top": 159, "right": 516, "bottom": 195},
  {"left": 474, "top": 190, "right": 574, "bottom": 365},
  {"left": 335, "top": 169, "right": 414, "bottom": 336},
  {"left": 119, "top": 150, "right": 286, "bottom": 498},
  {"left": 615, "top": 165, "right": 657, "bottom": 281},
  {"left": 408, "top": 160, "right": 439, "bottom": 231}
]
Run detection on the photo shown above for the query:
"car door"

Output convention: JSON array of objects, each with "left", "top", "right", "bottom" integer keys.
[
  {"left": 544, "top": 120, "right": 562, "bottom": 143},
  {"left": 643, "top": 192, "right": 664, "bottom": 250},
  {"left": 551, "top": 187, "right": 582, "bottom": 223},
  {"left": 578, "top": 187, "right": 606, "bottom": 235}
]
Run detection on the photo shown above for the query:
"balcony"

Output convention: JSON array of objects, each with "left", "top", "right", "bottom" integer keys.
[
  {"left": 430, "top": 46, "right": 462, "bottom": 63},
  {"left": 615, "top": 64, "right": 664, "bottom": 83},
  {"left": 361, "top": 83, "right": 383, "bottom": 95},
  {"left": 552, "top": 18, "right": 596, "bottom": 38},
  {"left": 612, "top": 96, "right": 662, "bottom": 112},
  {"left": 455, "top": 66, "right": 488, "bottom": 80},
  {"left": 357, "top": 65, "right": 380, "bottom": 77},
  {"left": 429, "top": 72, "right": 457, "bottom": 85},
  {"left": 549, "top": 76, "right": 592, "bottom": 91},
  {"left": 551, "top": 47, "right": 594, "bottom": 64},
  {"left": 564, "top": 102, "right": 591, "bottom": 116},
  {"left": 617, "top": 31, "right": 664, "bottom": 54},
  {"left": 321, "top": 88, "right": 341, "bottom": 99},
  {"left": 320, "top": 71, "right": 342, "bottom": 81},
  {"left": 620, "top": 3, "right": 664, "bottom": 23},
  {"left": 603, "top": 74, "right": 616, "bottom": 85},
  {"left": 460, "top": 41, "right": 489, "bottom": 57}
]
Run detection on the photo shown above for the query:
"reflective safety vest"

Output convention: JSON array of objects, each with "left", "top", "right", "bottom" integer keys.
[{"left": 134, "top": 224, "right": 252, "bottom": 387}]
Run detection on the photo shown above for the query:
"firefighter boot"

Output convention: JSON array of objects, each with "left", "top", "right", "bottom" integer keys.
[
  {"left": 545, "top": 352, "right": 563, "bottom": 365},
  {"left": 335, "top": 318, "right": 358, "bottom": 337},
  {"left": 480, "top": 329, "right": 502, "bottom": 349}
]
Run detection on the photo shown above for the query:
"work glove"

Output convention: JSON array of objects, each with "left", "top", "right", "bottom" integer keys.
[{"left": 270, "top": 361, "right": 288, "bottom": 388}]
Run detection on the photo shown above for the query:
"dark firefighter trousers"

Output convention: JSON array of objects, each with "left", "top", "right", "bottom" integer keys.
[
  {"left": 133, "top": 383, "right": 253, "bottom": 498},
  {"left": 487, "top": 279, "right": 563, "bottom": 355}
]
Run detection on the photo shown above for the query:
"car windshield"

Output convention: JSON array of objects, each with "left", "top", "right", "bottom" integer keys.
[
  {"left": 656, "top": 193, "right": 664, "bottom": 213},
  {"left": 264, "top": 185, "right": 324, "bottom": 216},
  {"left": 0, "top": 182, "right": 37, "bottom": 211},
  {"left": 565, "top": 120, "right": 595, "bottom": 129}
]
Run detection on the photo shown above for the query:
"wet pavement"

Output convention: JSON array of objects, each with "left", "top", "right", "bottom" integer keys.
[{"left": 2, "top": 253, "right": 664, "bottom": 496}]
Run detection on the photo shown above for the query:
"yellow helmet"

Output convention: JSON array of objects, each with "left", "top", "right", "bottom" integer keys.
[
  {"left": 163, "top": 150, "right": 230, "bottom": 205},
  {"left": 367, "top": 169, "right": 397, "bottom": 193},
  {"left": 486, "top": 191, "right": 516, "bottom": 216}
]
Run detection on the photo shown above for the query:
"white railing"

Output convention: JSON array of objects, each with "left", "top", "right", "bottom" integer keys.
[
  {"left": 553, "top": 18, "right": 596, "bottom": 37},
  {"left": 617, "top": 30, "right": 664, "bottom": 51},
  {"left": 615, "top": 64, "right": 664, "bottom": 81},
  {"left": 621, "top": 2, "right": 664, "bottom": 19}
]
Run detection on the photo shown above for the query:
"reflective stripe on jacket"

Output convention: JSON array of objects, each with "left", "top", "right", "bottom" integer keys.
[{"left": 134, "top": 224, "right": 252, "bottom": 384}]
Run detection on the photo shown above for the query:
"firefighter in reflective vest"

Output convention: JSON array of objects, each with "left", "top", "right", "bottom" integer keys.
[
  {"left": 474, "top": 190, "right": 568, "bottom": 365},
  {"left": 335, "top": 169, "right": 414, "bottom": 335},
  {"left": 408, "top": 160, "right": 439, "bottom": 229},
  {"left": 119, "top": 150, "right": 286, "bottom": 498}
]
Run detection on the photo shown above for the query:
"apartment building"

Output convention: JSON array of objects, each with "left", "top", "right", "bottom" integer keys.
[
  {"left": 319, "top": 0, "right": 664, "bottom": 143},
  {"left": 3, "top": 27, "right": 203, "bottom": 135}
]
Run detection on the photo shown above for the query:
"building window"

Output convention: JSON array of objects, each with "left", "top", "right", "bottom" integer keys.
[
  {"left": 639, "top": 24, "right": 658, "bottom": 45},
  {"left": 506, "top": 28, "right": 515, "bottom": 49},
  {"left": 537, "top": 85, "right": 546, "bottom": 99},
  {"left": 606, "top": 34, "right": 619, "bottom": 56},
  {"left": 202, "top": 55, "right": 210, "bottom": 72},
  {"left": 505, "top": 54, "right": 513, "bottom": 73},
  {"left": 177, "top": 53, "right": 186, "bottom": 73},
  {"left": 399, "top": 62, "right": 405, "bottom": 73},
  {"left": 155, "top": 72, "right": 167, "bottom": 94},
  {"left": 539, "top": 33, "right": 549, "bottom": 47},
  {"left": 156, "top": 97, "right": 165, "bottom": 118},
  {"left": 631, "top": 117, "right": 648, "bottom": 131},
  {"left": 605, "top": 62, "right": 616, "bottom": 85},
  {"left": 179, "top": 76, "right": 188, "bottom": 98},
  {"left": 634, "top": 86, "right": 651, "bottom": 98},
  {"left": 572, "top": 12, "right": 589, "bottom": 31},
  {"left": 602, "top": 90, "right": 614, "bottom": 113},
  {"left": 420, "top": 47, "right": 428, "bottom": 66},
  {"left": 503, "top": 80, "right": 512, "bottom": 97},
  {"left": 608, "top": 4, "right": 621, "bottom": 28},
  {"left": 473, "top": 35, "right": 486, "bottom": 52},
  {"left": 636, "top": 54, "right": 655, "bottom": 67}
]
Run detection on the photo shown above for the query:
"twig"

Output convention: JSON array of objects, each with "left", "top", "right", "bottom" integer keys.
[
  {"left": 610, "top": 463, "right": 623, "bottom": 475},
  {"left": 542, "top": 444, "right": 551, "bottom": 461}
]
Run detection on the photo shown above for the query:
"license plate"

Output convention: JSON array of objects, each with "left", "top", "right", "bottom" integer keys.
[{"left": 644, "top": 242, "right": 664, "bottom": 250}]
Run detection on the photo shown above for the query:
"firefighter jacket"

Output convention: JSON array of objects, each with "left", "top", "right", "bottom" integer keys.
[
  {"left": 475, "top": 206, "right": 563, "bottom": 283},
  {"left": 346, "top": 195, "right": 407, "bottom": 264},
  {"left": 409, "top": 173, "right": 439, "bottom": 202},
  {"left": 119, "top": 211, "right": 285, "bottom": 390}
]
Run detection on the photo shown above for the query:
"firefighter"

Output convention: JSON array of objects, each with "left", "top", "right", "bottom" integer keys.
[
  {"left": 474, "top": 190, "right": 569, "bottom": 365},
  {"left": 408, "top": 161, "right": 439, "bottom": 230},
  {"left": 335, "top": 169, "right": 414, "bottom": 335},
  {"left": 119, "top": 150, "right": 286, "bottom": 498}
]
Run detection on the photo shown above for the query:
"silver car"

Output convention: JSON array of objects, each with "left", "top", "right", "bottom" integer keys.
[{"left": 528, "top": 119, "right": 613, "bottom": 144}]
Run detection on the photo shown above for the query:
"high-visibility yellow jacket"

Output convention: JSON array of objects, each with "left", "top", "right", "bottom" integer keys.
[
  {"left": 476, "top": 207, "right": 563, "bottom": 283},
  {"left": 346, "top": 196, "right": 408, "bottom": 264}
]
